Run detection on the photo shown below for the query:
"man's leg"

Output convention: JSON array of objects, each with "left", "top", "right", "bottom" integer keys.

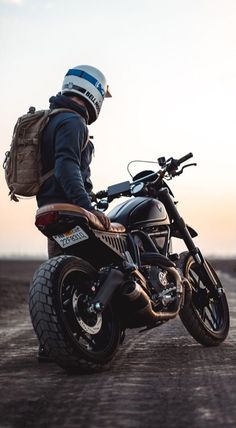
[{"left": 47, "top": 238, "right": 63, "bottom": 258}]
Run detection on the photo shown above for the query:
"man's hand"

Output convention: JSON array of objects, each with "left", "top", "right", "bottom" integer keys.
[{"left": 91, "top": 209, "right": 111, "bottom": 230}]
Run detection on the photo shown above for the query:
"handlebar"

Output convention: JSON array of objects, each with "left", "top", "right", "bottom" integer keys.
[
  {"left": 177, "top": 152, "right": 193, "bottom": 166},
  {"left": 95, "top": 152, "right": 196, "bottom": 203},
  {"left": 95, "top": 190, "right": 108, "bottom": 199},
  {"left": 159, "top": 152, "right": 195, "bottom": 176}
]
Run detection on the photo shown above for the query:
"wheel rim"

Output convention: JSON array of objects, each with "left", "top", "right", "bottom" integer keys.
[
  {"left": 187, "top": 262, "right": 226, "bottom": 334},
  {"left": 59, "top": 269, "right": 116, "bottom": 355}
]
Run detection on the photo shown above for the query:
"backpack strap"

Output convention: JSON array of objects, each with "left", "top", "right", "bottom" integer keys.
[{"left": 40, "top": 169, "right": 55, "bottom": 185}]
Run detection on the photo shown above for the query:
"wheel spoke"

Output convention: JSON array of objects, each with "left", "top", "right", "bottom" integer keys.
[
  {"left": 202, "top": 306, "right": 206, "bottom": 322},
  {"left": 194, "top": 292, "right": 221, "bottom": 330},
  {"left": 65, "top": 283, "right": 75, "bottom": 297},
  {"left": 207, "top": 304, "right": 220, "bottom": 328},
  {"left": 204, "top": 311, "right": 218, "bottom": 330},
  {"left": 80, "top": 331, "right": 94, "bottom": 347},
  {"left": 62, "top": 298, "right": 71, "bottom": 308}
]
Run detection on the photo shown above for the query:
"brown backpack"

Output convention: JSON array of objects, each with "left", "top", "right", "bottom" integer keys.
[{"left": 3, "top": 106, "right": 79, "bottom": 201}]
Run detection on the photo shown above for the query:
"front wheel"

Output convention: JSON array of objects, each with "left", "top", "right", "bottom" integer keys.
[
  {"left": 178, "top": 252, "right": 230, "bottom": 346},
  {"left": 29, "top": 255, "right": 121, "bottom": 372}
]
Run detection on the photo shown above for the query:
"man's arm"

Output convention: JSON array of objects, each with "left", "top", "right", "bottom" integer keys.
[
  {"left": 54, "top": 115, "right": 93, "bottom": 211},
  {"left": 54, "top": 116, "right": 111, "bottom": 230}
]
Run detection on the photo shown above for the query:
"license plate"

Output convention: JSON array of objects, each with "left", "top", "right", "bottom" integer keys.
[{"left": 53, "top": 225, "right": 89, "bottom": 248}]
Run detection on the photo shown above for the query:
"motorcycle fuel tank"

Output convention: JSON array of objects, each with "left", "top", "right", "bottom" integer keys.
[{"left": 108, "top": 197, "right": 170, "bottom": 229}]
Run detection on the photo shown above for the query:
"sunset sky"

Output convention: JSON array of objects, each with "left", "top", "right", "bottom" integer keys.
[{"left": 0, "top": 0, "right": 236, "bottom": 257}]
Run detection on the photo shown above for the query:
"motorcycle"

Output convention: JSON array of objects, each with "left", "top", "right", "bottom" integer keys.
[{"left": 29, "top": 152, "right": 230, "bottom": 372}]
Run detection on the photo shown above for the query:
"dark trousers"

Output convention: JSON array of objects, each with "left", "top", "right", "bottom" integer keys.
[{"left": 47, "top": 238, "right": 63, "bottom": 258}]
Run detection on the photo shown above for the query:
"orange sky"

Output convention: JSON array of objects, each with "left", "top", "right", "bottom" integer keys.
[{"left": 1, "top": 0, "right": 236, "bottom": 257}]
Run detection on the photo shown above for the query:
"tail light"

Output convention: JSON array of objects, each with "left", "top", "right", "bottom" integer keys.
[{"left": 35, "top": 211, "right": 59, "bottom": 230}]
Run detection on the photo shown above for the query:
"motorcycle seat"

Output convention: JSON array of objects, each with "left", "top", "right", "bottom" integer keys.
[{"left": 36, "top": 203, "right": 126, "bottom": 233}]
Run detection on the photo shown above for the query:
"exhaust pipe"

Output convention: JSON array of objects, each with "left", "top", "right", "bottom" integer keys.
[{"left": 123, "top": 267, "right": 185, "bottom": 322}]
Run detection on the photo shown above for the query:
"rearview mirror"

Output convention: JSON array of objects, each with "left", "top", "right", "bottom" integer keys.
[{"left": 97, "top": 199, "right": 109, "bottom": 212}]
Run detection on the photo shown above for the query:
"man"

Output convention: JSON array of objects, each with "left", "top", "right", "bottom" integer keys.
[
  {"left": 36, "top": 65, "right": 111, "bottom": 360},
  {"left": 37, "top": 65, "right": 111, "bottom": 258}
]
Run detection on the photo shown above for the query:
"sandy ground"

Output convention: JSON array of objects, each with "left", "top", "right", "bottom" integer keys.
[{"left": 0, "top": 258, "right": 235, "bottom": 428}]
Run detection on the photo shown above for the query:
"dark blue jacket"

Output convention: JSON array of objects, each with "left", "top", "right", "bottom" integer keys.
[{"left": 37, "top": 94, "right": 94, "bottom": 211}]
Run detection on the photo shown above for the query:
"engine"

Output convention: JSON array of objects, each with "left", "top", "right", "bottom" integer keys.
[{"left": 145, "top": 265, "right": 178, "bottom": 311}]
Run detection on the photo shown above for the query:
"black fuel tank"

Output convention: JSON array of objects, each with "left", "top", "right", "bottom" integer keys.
[{"left": 108, "top": 197, "right": 169, "bottom": 229}]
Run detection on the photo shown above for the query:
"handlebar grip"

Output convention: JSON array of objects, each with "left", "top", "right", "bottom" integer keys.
[
  {"left": 95, "top": 190, "right": 107, "bottom": 199},
  {"left": 177, "top": 152, "right": 193, "bottom": 165}
]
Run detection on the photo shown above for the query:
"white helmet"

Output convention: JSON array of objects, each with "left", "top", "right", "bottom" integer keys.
[{"left": 61, "top": 65, "right": 111, "bottom": 124}]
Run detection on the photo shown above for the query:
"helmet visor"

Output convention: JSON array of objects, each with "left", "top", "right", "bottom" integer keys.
[{"left": 105, "top": 85, "right": 112, "bottom": 98}]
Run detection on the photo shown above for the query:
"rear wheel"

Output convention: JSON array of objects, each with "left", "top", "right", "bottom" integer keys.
[
  {"left": 29, "top": 255, "right": 121, "bottom": 372},
  {"left": 178, "top": 252, "right": 229, "bottom": 346}
]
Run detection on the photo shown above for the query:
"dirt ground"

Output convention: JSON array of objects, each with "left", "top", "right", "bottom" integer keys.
[{"left": 0, "top": 258, "right": 235, "bottom": 428}]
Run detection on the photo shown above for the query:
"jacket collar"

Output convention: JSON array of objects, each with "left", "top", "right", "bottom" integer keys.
[{"left": 49, "top": 94, "right": 89, "bottom": 124}]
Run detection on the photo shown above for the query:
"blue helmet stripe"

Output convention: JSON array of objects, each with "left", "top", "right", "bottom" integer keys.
[{"left": 65, "top": 69, "right": 105, "bottom": 98}]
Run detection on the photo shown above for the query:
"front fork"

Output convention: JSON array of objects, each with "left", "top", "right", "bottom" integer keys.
[{"left": 158, "top": 188, "right": 218, "bottom": 289}]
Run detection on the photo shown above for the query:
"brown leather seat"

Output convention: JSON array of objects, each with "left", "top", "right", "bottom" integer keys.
[{"left": 36, "top": 203, "right": 126, "bottom": 233}]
